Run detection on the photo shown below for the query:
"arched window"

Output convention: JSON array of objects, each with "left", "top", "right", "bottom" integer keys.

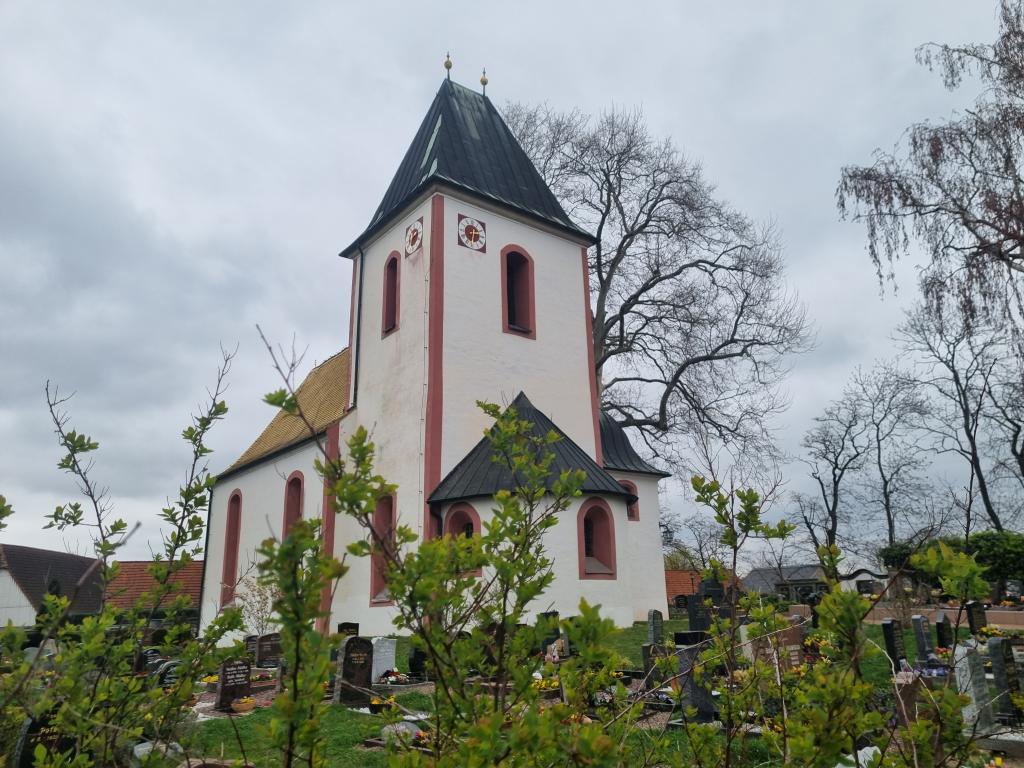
[
  {"left": 283, "top": 472, "right": 304, "bottom": 538},
  {"left": 382, "top": 252, "right": 400, "bottom": 336},
  {"left": 444, "top": 503, "right": 480, "bottom": 539},
  {"left": 501, "top": 245, "right": 535, "bottom": 338},
  {"left": 577, "top": 499, "right": 616, "bottom": 580},
  {"left": 220, "top": 490, "right": 243, "bottom": 605},
  {"left": 618, "top": 480, "right": 639, "bottom": 521},
  {"left": 370, "top": 495, "right": 396, "bottom": 604}
]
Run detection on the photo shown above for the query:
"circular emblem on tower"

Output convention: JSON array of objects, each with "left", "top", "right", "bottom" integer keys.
[
  {"left": 457, "top": 214, "right": 486, "bottom": 252},
  {"left": 404, "top": 217, "right": 423, "bottom": 256}
]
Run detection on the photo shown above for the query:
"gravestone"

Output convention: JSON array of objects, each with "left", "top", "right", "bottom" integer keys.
[
  {"left": 881, "top": 619, "right": 908, "bottom": 673},
  {"left": 11, "top": 712, "right": 76, "bottom": 768},
  {"left": 155, "top": 659, "right": 181, "bottom": 689},
  {"left": 687, "top": 601, "right": 711, "bottom": 633},
  {"left": 134, "top": 646, "right": 163, "bottom": 674},
  {"left": 256, "top": 632, "right": 282, "bottom": 667},
  {"left": 215, "top": 658, "right": 252, "bottom": 711},
  {"left": 675, "top": 641, "right": 715, "bottom": 722},
  {"left": 333, "top": 635, "right": 373, "bottom": 707},
  {"left": 243, "top": 634, "right": 258, "bottom": 661},
  {"left": 371, "top": 637, "right": 398, "bottom": 684},
  {"left": 778, "top": 625, "right": 805, "bottom": 669},
  {"left": 911, "top": 615, "right": 935, "bottom": 661},
  {"left": 408, "top": 646, "right": 428, "bottom": 680},
  {"left": 988, "top": 637, "right": 1022, "bottom": 726},
  {"left": 337, "top": 622, "right": 359, "bottom": 637},
  {"left": 953, "top": 645, "right": 994, "bottom": 732},
  {"left": 537, "top": 611, "right": 559, "bottom": 653},
  {"left": 647, "top": 610, "right": 664, "bottom": 645},
  {"left": 641, "top": 643, "right": 674, "bottom": 691},
  {"left": 934, "top": 611, "right": 954, "bottom": 650},
  {"left": 966, "top": 601, "right": 988, "bottom": 635},
  {"left": 698, "top": 578, "right": 724, "bottom": 606},
  {"left": 674, "top": 630, "right": 709, "bottom": 646},
  {"left": 1011, "top": 637, "right": 1024, "bottom": 666}
]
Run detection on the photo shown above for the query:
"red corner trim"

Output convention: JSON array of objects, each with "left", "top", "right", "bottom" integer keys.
[
  {"left": 424, "top": 194, "right": 445, "bottom": 538},
  {"left": 581, "top": 247, "right": 602, "bottom": 465}
]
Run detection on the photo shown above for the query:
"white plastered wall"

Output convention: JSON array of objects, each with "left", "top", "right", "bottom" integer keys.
[{"left": 0, "top": 570, "right": 36, "bottom": 627}]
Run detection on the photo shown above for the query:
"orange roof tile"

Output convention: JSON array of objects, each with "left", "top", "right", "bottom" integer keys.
[
  {"left": 665, "top": 569, "right": 701, "bottom": 599},
  {"left": 105, "top": 560, "right": 204, "bottom": 610},
  {"left": 222, "top": 348, "right": 350, "bottom": 476}
]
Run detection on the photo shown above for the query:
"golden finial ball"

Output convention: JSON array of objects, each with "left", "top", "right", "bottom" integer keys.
[
  {"left": 444, "top": 53, "right": 453, "bottom": 71},
  {"left": 480, "top": 68, "right": 488, "bottom": 87}
]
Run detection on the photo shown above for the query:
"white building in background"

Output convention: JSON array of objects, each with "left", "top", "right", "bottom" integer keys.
[{"left": 199, "top": 77, "right": 670, "bottom": 636}]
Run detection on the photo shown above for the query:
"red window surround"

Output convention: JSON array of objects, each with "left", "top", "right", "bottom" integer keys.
[
  {"left": 500, "top": 245, "right": 536, "bottom": 339},
  {"left": 282, "top": 471, "right": 304, "bottom": 538},
  {"left": 370, "top": 495, "right": 396, "bottom": 605},
  {"left": 619, "top": 480, "right": 639, "bottom": 521},
  {"left": 444, "top": 502, "right": 480, "bottom": 538},
  {"left": 220, "top": 490, "right": 242, "bottom": 606},
  {"left": 577, "top": 498, "right": 616, "bottom": 580},
  {"left": 382, "top": 251, "right": 400, "bottom": 337}
]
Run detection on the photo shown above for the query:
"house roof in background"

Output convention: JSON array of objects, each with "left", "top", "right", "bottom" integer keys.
[
  {"left": 0, "top": 543, "right": 102, "bottom": 616},
  {"left": 105, "top": 560, "right": 204, "bottom": 610},
  {"left": 429, "top": 392, "right": 633, "bottom": 505},
  {"left": 221, "top": 348, "right": 349, "bottom": 478},
  {"left": 599, "top": 411, "right": 671, "bottom": 477},
  {"left": 665, "top": 569, "right": 701, "bottom": 598},
  {"left": 743, "top": 564, "right": 826, "bottom": 594},
  {"left": 341, "top": 79, "right": 593, "bottom": 257}
]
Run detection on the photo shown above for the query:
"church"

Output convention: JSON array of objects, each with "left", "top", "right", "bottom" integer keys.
[{"left": 198, "top": 74, "right": 669, "bottom": 636}]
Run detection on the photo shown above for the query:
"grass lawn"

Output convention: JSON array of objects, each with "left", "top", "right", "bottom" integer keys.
[{"left": 602, "top": 618, "right": 689, "bottom": 668}]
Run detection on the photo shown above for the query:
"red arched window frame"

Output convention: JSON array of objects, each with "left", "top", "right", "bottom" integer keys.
[
  {"left": 382, "top": 251, "right": 400, "bottom": 337},
  {"left": 282, "top": 471, "right": 304, "bottom": 538},
  {"left": 500, "top": 245, "right": 536, "bottom": 339},
  {"left": 370, "top": 495, "right": 396, "bottom": 605},
  {"left": 619, "top": 480, "right": 639, "bottom": 521},
  {"left": 444, "top": 502, "right": 480, "bottom": 538},
  {"left": 577, "top": 498, "right": 617, "bottom": 580},
  {"left": 220, "top": 490, "right": 242, "bottom": 606}
]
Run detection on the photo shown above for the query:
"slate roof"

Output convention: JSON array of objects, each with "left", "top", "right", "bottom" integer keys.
[
  {"left": 105, "top": 560, "right": 204, "bottom": 610},
  {"left": 429, "top": 392, "right": 632, "bottom": 505},
  {"left": 743, "top": 564, "right": 826, "bottom": 594},
  {"left": 0, "top": 544, "right": 103, "bottom": 616},
  {"left": 599, "top": 411, "right": 671, "bottom": 477},
  {"left": 341, "top": 79, "right": 593, "bottom": 257},
  {"left": 220, "top": 348, "right": 350, "bottom": 478}
]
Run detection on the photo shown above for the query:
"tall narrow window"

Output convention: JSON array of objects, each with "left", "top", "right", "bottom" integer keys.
[
  {"left": 382, "top": 252, "right": 400, "bottom": 336},
  {"left": 619, "top": 480, "right": 639, "bottom": 521},
  {"left": 220, "top": 490, "right": 242, "bottom": 606},
  {"left": 283, "top": 472, "right": 303, "bottom": 538},
  {"left": 577, "top": 499, "right": 616, "bottom": 579},
  {"left": 501, "top": 246, "right": 535, "bottom": 338},
  {"left": 370, "top": 495, "right": 396, "bottom": 604}
]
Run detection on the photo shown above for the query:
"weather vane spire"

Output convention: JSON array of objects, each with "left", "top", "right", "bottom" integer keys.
[
  {"left": 444, "top": 52, "right": 452, "bottom": 80},
  {"left": 480, "top": 67, "right": 488, "bottom": 96}
]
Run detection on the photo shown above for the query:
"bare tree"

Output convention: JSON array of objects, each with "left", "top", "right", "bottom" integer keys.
[
  {"left": 847, "top": 362, "right": 931, "bottom": 545},
  {"left": 504, "top": 104, "right": 810, "bottom": 468},
  {"left": 793, "top": 394, "right": 871, "bottom": 558},
  {"left": 897, "top": 305, "right": 1008, "bottom": 530},
  {"left": 987, "top": 370, "right": 1024, "bottom": 489},
  {"left": 838, "top": 0, "right": 1024, "bottom": 351}
]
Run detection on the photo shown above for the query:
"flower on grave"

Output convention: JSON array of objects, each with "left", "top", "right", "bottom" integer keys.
[
  {"left": 201, "top": 675, "right": 218, "bottom": 684},
  {"left": 979, "top": 625, "right": 1004, "bottom": 638},
  {"left": 233, "top": 696, "right": 254, "bottom": 704}
]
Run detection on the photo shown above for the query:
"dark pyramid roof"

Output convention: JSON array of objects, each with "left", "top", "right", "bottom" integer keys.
[
  {"left": 599, "top": 411, "right": 671, "bottom": 477},
  {"left": 429, "top": 392, "right": 631, "bottom": 505},
  {"left": 342, "top": 79, "right": 593, "bottom": 257},
  {"left": 0, "top": 543, "right": 103, "bottom": 617}
]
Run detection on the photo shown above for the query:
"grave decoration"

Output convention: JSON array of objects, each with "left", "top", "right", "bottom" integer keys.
[
  {"left": 214, "top": 658, "right": 252, "bottom": 712},
  {"left": 333, "top": 635, "right": 374, "bottom": 707},
  {"left": 881, "top": 619, "right": 908, "bottom": 674},
  {"left": 256, "top": 632, "right": 282, "bottom": 667},
  {"left": 966, "top": 600, "right": 988, "bottom": 636},
  {"left": 934, "top": 610, "right": 954, "bottom": 650},
  {"left": 988, "top": 636, "right": 1023, "bottom": 726},
  {"left": 647, "top": 609, "right": 664, "bottom": 645}
]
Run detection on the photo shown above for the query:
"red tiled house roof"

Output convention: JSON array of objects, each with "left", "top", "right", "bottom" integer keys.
[
  {"left": 665, "top": 569, "right": 701, "bottom": 600},
  {"left": 105, "top": 560, "right": 204, "bottom": 610}
]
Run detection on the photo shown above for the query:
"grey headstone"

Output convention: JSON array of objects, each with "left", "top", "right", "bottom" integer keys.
[
  {"left": 647, "top": 610, "right": 664, "bottom": 645},
  {"left": 934, "top": 611, "right": 953, "bottom": 649},
  {"left": 989, "top": 637, "right": 1022, "bottom": 726},
  {"left": 881, "top": 619, "right": 907, "bottom": 673},
  {"left": 371, "top": 637, "right": 398, "bottom": 684},
  {"left": 953, "top": 645, "right": 993, "bottom": 732},
  {"left": 911, "top": 615, "right": 934, "bottom": 660}
]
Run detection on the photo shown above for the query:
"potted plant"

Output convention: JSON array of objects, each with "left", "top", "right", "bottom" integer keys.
[
  {"left": 231, "top": 696, "right": 256, "bottom": 714},
  {"left": 369, "top": 695, "right": 397, "bottom": 714}
]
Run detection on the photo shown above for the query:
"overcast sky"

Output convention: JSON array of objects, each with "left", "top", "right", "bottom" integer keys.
[{"left": 0, "top": 3, "right": 999, "bottom": 559}]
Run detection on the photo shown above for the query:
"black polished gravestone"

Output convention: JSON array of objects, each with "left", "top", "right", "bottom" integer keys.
[
  {"left": 911, "top": 615, "right": 935, "bottom": 660},
  {"left": 536, "top": 611, "right": 560, "bottom": 653},
  {"left": 215, "top": 658, "right": 253, "bottom": 711},
  {"left": 675, "top": 641, "right": 715, "bottom": 722},
  {"left": 674, "top": 631, "right": 709, "bottom": 647},
  {"left": 641, "top": 643, "right": 675, "bottom": 691},
  {"left": 332, "top": 636, "right": 374, "bottom": 707},
  {"left": 11, "top": 713, "right": 77, "bottom": 768},
  {"left": 647, "top": 610, "right": 664, "bottom": 645},
  {"left": 256, "top": 632, "right": 282, "bottom": 667},
  {"left": 243, "top": 634, "right": 258, "bottom": 661},
  {"left": 337, "top": 622, "right": 360, "bottom": 637},
  {"left": 687, "top": 601, "right": 711, "bottom": 633},
  {"left": 154, "top": 659, "right": 182, "bottom": 689},
  {"left": 934, "top": 611, "right": 954, "bottom": 650},
  {"left": 881, "top": 619, "right": 908, "bottom": 673},
  {"left": 966, "top": 600, "right": 988, "bottom": 635},
  {"left": 988, "top": 637, "right": 1023, "bottom": 726},
  {"left": 408, "top": 646, "right": 428, "bottom": 681},
  {"left": 698, "top": 579, "right": 725, "bottom": 606}
]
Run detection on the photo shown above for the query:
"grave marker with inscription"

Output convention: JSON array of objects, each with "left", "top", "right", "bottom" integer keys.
[
  {"left": 333, "top": 636, "right": 373, "bottom": 707},
  {"left": 256, "top": 632, "right": 282, "bottom": 667},
  {"left": 934, "top": 611, "right": 953, "bottom": 649},
  {"left": 215, "top": 658, "right": 252, "bottom": 711},
  {"left": 911, "top": 615, "right": 935, "bottom": 660},
  {"left": 989, "top": 637, "right": 1022, "bottom": 726},
  {"left": 337, "top": 622, "right": 359, "bottom": 637},
  {"left": 882, "top": 619, "right": 908, "bottom": 673},
  {"left": 966, "top": 601, "right": 987, "bottom": 635},
  {"left": 647, "top": 609, "right": 664, "bottom": 645}
]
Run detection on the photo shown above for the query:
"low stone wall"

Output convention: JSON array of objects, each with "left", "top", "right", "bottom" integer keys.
[{"left": 786, "top": 603, "right": 1024, "bottom": 629}]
